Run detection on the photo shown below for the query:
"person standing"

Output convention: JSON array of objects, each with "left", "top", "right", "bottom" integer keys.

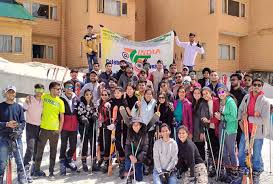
[
  {"left": 0, "top": 85, "right": 27, "bottom": 184},
  {"left": 99, "top": 62, "right": 113, "bottom": 89},
  {"left": 23, "top": 84, "right": 44, "bottom": 178},
  {"left": 208, "top": 71, "right": 222, "bottom": 96},
  {"left": 198, "top": 67, "right": 211, "bottom": 88},
  {"left": 153, "top": 123, "right": 178, "bottom": 184},
  {"left": 172, "top": 72, "right": 183, "bottom": 98},
  {"left": 152, "top": 60, "right": 164, "bottom": 96},
  {"left": 118, "top": 65, "right": 139, "bottom": 89},
  {"left": 114, "top": 60, "right": 128, "bottom": 81},
  {"left": 243, "top": 73, "right": 253, "bottom": 93},
  {"left": 68, "top": 69, "right": 84, "bottom": 93},
  {"left": 174, "top": 31, "right": 205, "bottom": 71},
  {"left": 33, "top": 82, "right": 65, "bottom": 180}
]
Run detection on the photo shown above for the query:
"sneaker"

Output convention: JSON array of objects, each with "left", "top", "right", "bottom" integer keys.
[
  {"left": 253, "top": 171, "right": 261, "bottom": 184},
  {"left": 17, "top": 172, "right": 28, "bottom": 184},
  {"left": 67, "top": 161, "right": 77, "bottom": 172},
  {"left": 32, "top": 170, "right": 46, "bottom": 179},
  {"left": 48, "top": 172, "right": 55, "bottom": 181},
  {"left": 91, "top": 161, "right": 100, "bottom": 172}
]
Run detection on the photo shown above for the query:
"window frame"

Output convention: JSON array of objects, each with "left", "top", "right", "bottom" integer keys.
[
  {"left": 28, "top": 2, "right": 58, "bottom": 20},
  {"left": 209, "top": 0, "right": 216, "bottom": 14},
  {"left": 218, "top": 44, "right": 236, "bottom": 61},
  {"left": 97, "top": 0, "right": 128, "bottom": 16},
  {"left": 240, "top": 3, "right": 246, "bottom": 17},
  {"left": 0, "top": 35, "right": 12, "bottom": 53},
  {"left": 14, "top": 37, "right": 23, "bottom": 53},
  {"left": 47, "top": 45, "right": 54, "bottom": 60}
]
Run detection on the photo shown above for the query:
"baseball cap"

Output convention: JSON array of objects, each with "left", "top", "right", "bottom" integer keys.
[
  {"left": 183, "top": 76, "right": 192, "bottom": 83},
  {"left": 131, "top": 117, "right": 143, "bottom": 124},
  {"left": 5, "top": 85, "right": 16, "bottom": 93},
  {"left": 183, "top": 66, "right": 189, "bottom": 71}
]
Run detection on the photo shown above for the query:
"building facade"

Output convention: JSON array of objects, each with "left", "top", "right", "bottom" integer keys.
[{"left": 0, "top": 0, "right": 272, "bottom": 72}]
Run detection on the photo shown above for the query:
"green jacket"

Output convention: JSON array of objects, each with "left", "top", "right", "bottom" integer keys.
[{"left": 222, "top": 96, "right": 238, "bottom": 135}]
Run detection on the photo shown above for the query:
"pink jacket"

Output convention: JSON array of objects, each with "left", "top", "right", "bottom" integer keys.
[{"left": 174, "top": 99, "right": 193, "bottom": 134}]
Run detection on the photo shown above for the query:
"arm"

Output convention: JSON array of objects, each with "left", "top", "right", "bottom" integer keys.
[
  {"left": 136, "top": 135, "right": 149, "bottom": 162},
  {"left": 248, "top": 99, "right": 270, "bottom": 125},
  {"left": 175, "top": 36, "right": 187, "bottom": 48},
  {"left": 223, "top": 99, "right": 238, "bottom": 124},
  {"left": 153, "top": 141, "right": 162, "bottom": 173},
  {"left": 131, "top": 102, "right": 138, "bottom": 118},
  {"left": 189, "top": 144, "right": 195, "bottom": 177},
  {"left": 125, "top": 138, "right": 132, "bottom": 158},
  {"left": 0, "top": 122, "right": 7, "bottom": 129},
  {"left": 18, "top": 105, "right": 26, "bottom": 132},
  {"left": 188, "top": 103, "right": 193, "bottom": 134},
  {"left": 59, "top": 113, "right": 64, "bottom": 132},
  {"left": 195, "top": 45, "right": 205, "bottom": 54},
  {"left": 166, "top": 141, "right": 178, "bottom": 171},
  {"left": 200, "top": 102, "right": 210, "bottom": 133}
]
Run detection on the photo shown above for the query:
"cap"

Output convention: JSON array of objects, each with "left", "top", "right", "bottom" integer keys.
[
  {"left": 183, "top": 76, "right": 192, "bottom": 83},
  {"left": 183, "top": 66, "right": 189, "bottom": 71},
  {"left": 5, "top": 85, "right": 16, "bottom": 93},
  {"left": 217, "top": 84, "right": 228, "bottom": 91},
  {"left": 70, "top": 69, "right": 78, "bottom": 73},
  {"left": 89, "top": 70, "right": 98, "bottom": 75},
  {"left": 131, "top": 117, "right": 143, "bottom": 124}
]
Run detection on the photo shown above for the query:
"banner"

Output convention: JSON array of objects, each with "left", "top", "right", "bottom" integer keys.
[{"left": 101, "top": 28, "right": 174, "bottom": 73}]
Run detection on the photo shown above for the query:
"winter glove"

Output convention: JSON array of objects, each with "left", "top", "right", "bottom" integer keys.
[
  {"left": 91, "top": 113, "right": 98, "bottom": 122},
  {"left": 173, "top": 30, "right": 177, "bottom": 36},
  {"left": 196, "top": 41, "right": 201, "bottom": 48},
  {"left": 80, "top": 116, "right": 89, "bottom": 125},
  {"left": 9, "top": 131, "right": 21, "bottom": 141},
  {"left": 159, "top": 172, "right": 168, "bottom": 184},
  {"left": 107, "top": 124, "right": 115, "bottom": 131}
]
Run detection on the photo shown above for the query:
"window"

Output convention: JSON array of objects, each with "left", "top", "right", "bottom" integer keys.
[
  {"left": 241, "top": 3, "right": 245, "bottom": 17},
  {"left": 122, "top": 2, "right": 127, "bottom": 15},
  {"left": 222, "top": 0, "right": 227, "bottom": 13},
  {"left": 14, "top": 37, "right": 22, "bottom": 53},
  {"left": 33, "top": 44, "right": 46, "bottom": 58},
  {"left": 23, "top": 2, "right": 31, "bottom": 13},
  {"left": 228, "top": 0, "right": 240, "bottom": 17},
  {"left": 50, "top": 6, "right": 57, "bottom": 20},
  {"left": 210, "top": 0, "right": 215, "bottom": 14},
  {"left": 97, "top": 0, "right": 104, "bottom": 12},
  {"left": 32, "top": 3, "right": 49, "bottom": 19},
  {"left": 230, "top": 46, "right": 236, "bottom": 60},
  {"left": 98, "top": 0, "right": 127, "bottom": 16},
  {"left": 0, "top": 35, "right": 12, "bottom": 53},
  {"left": 201, "top": 43, "right": 206, "bottom": 60},
  {"left": 47, "top": 46, "right": 53, "bottom": 59},
  {"left": 219, "top": 44, "right": 236, "bottom": 60}
]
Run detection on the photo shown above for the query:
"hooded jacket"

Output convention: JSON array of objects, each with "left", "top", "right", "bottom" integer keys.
[{"left": 174, "top": 99, "right": 193, "bottom": 134}]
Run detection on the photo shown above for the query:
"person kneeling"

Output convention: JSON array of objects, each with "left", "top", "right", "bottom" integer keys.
[{"left": 153, "top": 123, "right": 178, "bottom": 184}]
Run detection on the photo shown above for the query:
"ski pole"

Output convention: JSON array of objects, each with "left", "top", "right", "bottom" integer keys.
[
  {"left": 216, "top": 128, "right": 225, "bottom": 181},
  {"left": 270, "top": 106, "right": 272, "bottom": 174},
  {"left": 79, "top": 124, "right": 87, "bottom": 156},
  {"left": 204, "top": 127, "right": 216, "bottom": 171},
  {"left": 90, "top": 120, "right": 96, "bottom": 173},
  {"left": 15, "top": 139, "right": 29, "bottom": 183}
]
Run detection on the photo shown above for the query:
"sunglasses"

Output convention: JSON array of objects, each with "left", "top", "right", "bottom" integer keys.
[
  {"left": 230, "top": 79, "right": 237, "bottom": 81},
  {"left": 176, "top": 76, "right": 182, "bottom": 79},
  {"left": 183, "top": 81, "right": 191, "bottom": 84},
  {"left": 253, "top": 83, "right": 262, "bottom": 87},
  {"left": 158, "top": 96, "right": 165, "bottom": 99},
  {"left": 35, "top": 88, "right": 44, "bottom": 93},
  {"left": 183, "top": 69, "right": 188, "bottom": 71},
  {"left": 65, "top": 86, "right": 74, "bottom": 89},
  {"left": 218, "top": 90, "right": 225, "bottom": 95}
]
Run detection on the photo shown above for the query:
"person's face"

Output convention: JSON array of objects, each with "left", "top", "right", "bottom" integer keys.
[
  {"left": 189, "top": 72, "right": 196, "bottom": 80},
  {"left": 126, "top": 68, "right": 133, "bottom": 77},
  {"left": 203, "top": 71, "right": 210, "bottom": 79},
  {"left": 64, "top": 84, "right": 73, "bottom": 97},
  {"left": 144, "top": 90, "right": 153, "bottom": 101},
  {"left": 183, "top": 80, "right": 191, "bottom": 89},
  {"left": 178, "top": 128, "right": 188, "bottom": 143},
  {"left": 160, "top": 83, "right": 168, "bottom": 92},
  {"left": 101, "top": 91, "right": 109, "bottom": 102},
  {"left": 170, "top": 66, "right": 177, "bottom": 74},
  {"left": 143, "top": 64, "right": 150, "bottom": 71},
  {"left": 120, "top": 62, "right": 127, "bottom": 70},
  {"left": 109, "top": 80, "right": 117, "bottom": 89},
  {"left": 161, "top": 126, "right": 171, "bottom": 139},
  {"left": 210, "top": 72, "right": 219, "bottom": 82},
  {"left": 114, "top": 90, "right": 123, "bottom": 99},
  {"left": 132, "top": 122, "right": 142, "bottom": 133},
  {"left": 178, "top": 88, "right": 186, "bottom": 100},
  {"left": 252, "top": 81, "right": 263, "bottom": 94},
  {"left": 34, "top": 88, "right": 44, "bottom": 97},
  {"left": 244, "top": 76, "right": 252, "bottom": 87},
  {"left": 106, "top": 64, "right": 112, "bottom": 72},
  {"left": 158, "top": 94, "right": 166, "bottom": 104},
  {"left": 126, "top": 86, "right": 135, "bottom": 97},
  {"left": 218, "top": 89, "right": 227, "bottom": 100},
  {"left": 231, "top": 77, "right": 240, "bottom": 88},
  {"left": 87, "top": 27, "right": 93, "bottom": 34},
  {"left": 193, "top": 89, "right": 201, "bottom": 101},
  {"left": 182, "top": 68, "right": 189, "bottom": 76},
  {"left": 175, "top": 74, "right": 183, "bottom": 83},
  {"left": 51, "top": 85, "right": 61, "bottom": 96},
  {"left": 202, "top": 89, "right": 212, "bottom": 101},
  {"left": 138, "top": 83, "right": 146, "bottom": 92},
  {"left": 90, "top": 73, "right": 97, "bottom": 82},
  {"left": 163, "top": 72, "right": 170, "bottom": 79},
  {"left": 84, "top": 91, "right": 92, "bottom": 102},
  {"left": 5, "top": 90, "right": 16, "bottom": 101},
  {"left": 140, "top": 71, "right": 147, "bottom": 79},
  {"left": 189, "top": 35, "right": 195, "bottom": 43},
  {"left": 70, "top": 72, "right": 78, "bottom": 80},
  {"left": 93, "top": 64, "right": 99, "bottom": 71},
  {"left": 157, "top": 63, "right": 163, "bottom": 70}
]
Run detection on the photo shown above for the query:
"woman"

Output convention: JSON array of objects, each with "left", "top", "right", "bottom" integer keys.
[
  {"left": 77, "top": 89, "right": 98, "bottom": 172},
  {"left": 124, "top": 117, "right": 148, "bottom": 184},
  {"left": 215, "top": 85, "right": 238, "bottom": 182},
  {"left": 97, "top": 89, "right": 112, "bottom": 173},
  {"left": 177, "top": 126, "right": 208, "bottom": 184},
  {"left": 173, "top": 86, "right": 193, "bottom": 139},
  {"left": 192, "top": 87, "right": 210, "bottom": 160}
]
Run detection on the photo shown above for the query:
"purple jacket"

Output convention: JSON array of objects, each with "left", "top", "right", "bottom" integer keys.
[{"left": 174, "top": 99, "right": 193, "bottom": 134}]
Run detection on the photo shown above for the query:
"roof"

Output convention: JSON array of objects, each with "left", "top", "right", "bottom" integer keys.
[{"left": 0, "top": 2, "right": 34, "bottom": 21}]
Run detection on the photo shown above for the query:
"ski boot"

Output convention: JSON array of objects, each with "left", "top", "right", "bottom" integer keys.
[
  {"left": 60, "top": 159, "right": 67, "bottom": 176},
  {"left": 230, "top": 167, "right": 244, "bottom": 184},
  {"left": 91, "top": 159, "right": 100, "bottom": 172},
  {"left": 97, "top": 157, "right": 104, "bottom": 168},
  {"left": 119, "top": 160, "right": 126, "bottom": 179},
  {"left": 17, "top": 171, "right": 28, "bottom": 184},
  {"left": 81, "top": 158, "right": 89, "bottom": 172},
  {"left": 253, "top": 171, "right": 261, "bottom": 184},
  {"left": 101, "top": 159, "right": 109, "bottom": 173},
  {"left": 0, "top": 174, "right": 4, "bottom": 184},
  {"left": 25, "top": 164, "right": 33, "bottom": 183},
  {"left": 126, "top": 175, "right": 133, "bottom": 184},
  {"left": 66, "top": 158, "right": 77, "bottom": 172}
]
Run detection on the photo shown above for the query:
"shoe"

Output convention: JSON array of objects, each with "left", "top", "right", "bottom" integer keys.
[
  {"left": 101, "top": 160, "right": 109, "bottom": 173},
  {"left": 97, "top": 157, "right": 104, "bottom": 168},
  {"left": 230, "top": 168, "right": 244, "bottom": 184},
  {"left": 66, "top": 159, "right": 77, "bottom": 172},
  {"left": 82, "top": 159, "right": 89, "bottom": 172},
  {"left": 48, "top": 172, "right": 55, "bottom": 181},
  {"left": 60, "top": 160, "right": 66, "bottom": 176},
  {"left": 0, "top": 174, "right": 4, "bottom": 184},
  {"left": 32, "top": 170, "right": 46, "bottom": 179},
  {"left": 143, "top": 165, "right": 149, "bottom": 176},
  {"left": 17, "top": 171, "right": 28, "bottom": 184},
  {"left": 253, "top": 171, "right": 261, "bottom": 184},
  {"left": 126, "top": 176, "right": 133, "bottom": 184},
  {"left": 119, "top": 160, "right": 125, "bottom": 179},
  {"left": 91, "top": 160, "right": 100, "bottom": 172},
  {"left": 25, "top": 164, "right": 33, "bottom": 183}
]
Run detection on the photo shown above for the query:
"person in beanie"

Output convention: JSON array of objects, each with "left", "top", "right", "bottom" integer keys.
[
  {"left": 0, "top": 85, "right": 27, "bottom": 184},
  {"left": 59, "top": 81, "right": 79, "bottom": 175},
  {"left": 177, "top": 125, "right": 208, "bottom": 184},
  {"left": 77, "top": 89, "right": 99, "bottom": 172},
  {"left": 124, "top": 117, "right": 148, "bottom": 184},
  {"left": 153, "top": 123, "right": 178, "bottom": 184}
]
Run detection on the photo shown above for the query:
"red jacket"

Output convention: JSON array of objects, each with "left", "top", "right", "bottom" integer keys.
[
  {"left": 174, "top": 99, "right": 193, "bottom": 134},
  {"left": 63, "top": 115, "right": 78, "bottom": 131},
  {"left": 209, "top": 97, "right": 220, "bottom": 136}
]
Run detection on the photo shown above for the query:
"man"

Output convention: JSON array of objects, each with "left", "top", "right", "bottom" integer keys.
[
  {"left": 0, "top": 85, "right": 27, "bottom": 184},
  {"left": 159, "top": 80, "right": 174, "bottom": 102},
  {"left": 243, "top": 73, "right": 253, "bottom": 93},
  {"left": 230, "top": 73, "right": 247, "bottom": 150},
  {"left": 80, "top": 70, "right": 101, "bottom": 107},
  {"left": 109, "top": 77, "right": 118, "bottom": 98},
  {"left": 68, "top": 69, "right": 84, "bottom": 93},
  {"left": 198, "top": 67, "right": 211, "bottom": 88},
  {"left": 182, "top": 66, "right": 189, "bottom": 78},
  {"left": 208, "top": 70, "right": 222, "bottom": 96},
  {"left": 235, "top": 78, "right": 270, "bottom": 183},
  {"left": 153, "top": 123, "right": 178, "bottom": 184},
  {"left": 173, "top": 72, "right": 183, "bottom": 98},
  {"left": 23, "top": 84, "right": 44, "bottom": 178},
  {"left": 84, "top": 25, "right": 102, "bottom": 72},
  {"left": 169, "top": 63, "right": 177, "bottom": 80},
  {"left": 174, "top": 31, "right": 205, "bottom": 71},
  {"left": 118, "top": 65, "right": 138, "bottom": 89},
  {"left": 152, "top": 60, "right": 164, "bottom": 96},
  {"left": 99, "top": 62, "right": 113, "bottom": 89},
  {"left": 136, "top": 80, "right": 147, "bottom": 98},
  {"left": 114, "top": 60, "right": 127, "bottom": 81},
  {"left": 189, "top": 70, "right": 201, "bottom": 89},
  {"left": 93, "top": 62, "right": 101, "bottom": 75},
  {"left": 59, "top": 81, "right": 79, "bottom": 175},
  {"left": 33, "top": 82, "right": 65, "bottom": 180},
  {"left": 139, "top": 69, "right": 153, "bottom": 91}
]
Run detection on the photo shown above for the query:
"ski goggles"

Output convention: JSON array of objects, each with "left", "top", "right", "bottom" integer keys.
[
  {"left": 64, "top": 85, "right": 74, "bottom": 90},
  {"left": 35, "top": 88, "right": 44, "bottom": 93},
  {"left": 217, "top": 90, "right": 225, "bottom": 95}
]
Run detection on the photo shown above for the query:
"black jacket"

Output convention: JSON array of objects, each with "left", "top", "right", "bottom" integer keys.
[
  {"left": 230, "top": 87, "right": 247, "bottom": 108},
  {"left": 198, "top": 78, "right": 210, "bottom": 88},
  {"left": 156, "top": 103, "right": 174, "bottom": 128}
]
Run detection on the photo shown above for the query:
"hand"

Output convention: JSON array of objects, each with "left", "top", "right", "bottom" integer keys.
[
  {"left": 200, "top": 133, "right": 205, "bottom": 142},
  {"left": 188, "top": 176, "right": 197, "bottom": 183},
  {"left": 9, "top": 131, "right": 20, "bottom": 141},
  {"left": 214, "top": 112, "right": 221, "bottom": 120},
  {"left": 254, "top": 111, "right": 260, "bottom": 117},
  {"left": 159, "top": 172, "right": 168, "bottom": 184},
  {"left": 173, "top": 30, "right": 177, "bottom": 36},
  {"left": 129, "top": 155, "right": 137, "bottom": 164},
  {"left": 201, "top": 117, "right": 210, "bottom": 123},
  {"left": 107, "top": 124, "right": 115, "bottom": 131},
  {"left": 25, "top": 96, "right": 31, "bottom": 105},
  {"left": 196, "top": 41, "right": 201, "bottom": 48},
  {"left": 169, "top": 102, "right": 174, "bottom": 111},
  {"left": 239, "top": 120, "right": 244, "bottom": 131},
  {"left": 80, "top": 116, "right": 89, "bottom": 125},
  {"left": 99, "top": 24, "right": 104, "bottom": 28},
  {"left": 6, "top": 121, "right": 18, "bottom": 129},
  {"left": 135, "top": 101, "right": 141, "bottom": 109},
  {"left": 242, "top": 113, "right": 248, "bottom": 121},
  {"left": 188, "top": 133, "right": 193, "bottom": 140}
]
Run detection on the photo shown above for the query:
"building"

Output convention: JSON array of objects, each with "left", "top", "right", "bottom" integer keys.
[{"left": 0, "top": 0, "right": 272, "bottom": 72}]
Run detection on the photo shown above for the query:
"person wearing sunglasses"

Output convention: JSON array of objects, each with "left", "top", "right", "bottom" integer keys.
[
  {"left": 215, "top": 85, "right": 238, "bottom": 182},
  {"left": 99, "top": 62, "right": 114, "bottom": 89},
  {"left": 59, "top": 81, "right": 80, "bottom": 175},
  {"left": 183, "top": 76, "right": 194, "bottom": 103},
  {"left": 234, "top": 78, "right": 271, "bottom": 184},
  {"left": 23, "top": 84, "right": 44, "bottom": 181},
  {"left": 243, "top": 73, "right": 253, "bottom": 93},
  {"left": 33, "top": 82, "right": 65, "bottom": 179},
  {"left": 118, "top": 65, "right": 139, "bottom": 89},
  {"left": 172, "top": 72, "right": 183, "bottom": 98}
]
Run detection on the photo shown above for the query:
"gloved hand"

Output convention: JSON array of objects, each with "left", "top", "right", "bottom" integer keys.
[
  {"left": 9, "top": 131, "right": 21, "bottom": 141},
  {"left": 196, "top": 41, "right": 201, "bottom": 48},
  {"left": 159, "top": 172, "right": 168, "bottom": 184},
  {"left": 107, "top": 124, "right": 115, "bottom": 131},
  {"left": 80, "top": 116, "right": 89, "bottom": 125},
  {"left": 91, "top": 113, "right": 98, "bottom": 121},
  {"left": 173, "top": 30, "right": 177, "bottom": 36}
]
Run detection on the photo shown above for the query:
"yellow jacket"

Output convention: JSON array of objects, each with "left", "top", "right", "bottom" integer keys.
[{"left": 83, "top": 34, "right": 100, "bottom": 54}]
